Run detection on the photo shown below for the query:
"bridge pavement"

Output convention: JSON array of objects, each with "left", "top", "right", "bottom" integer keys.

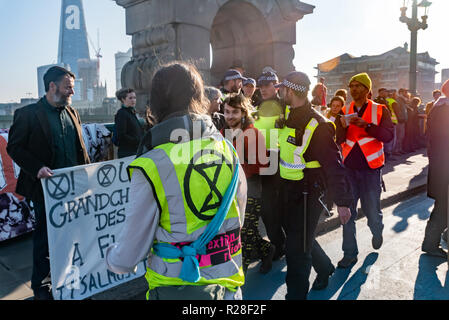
[{"left": 0, "top": 149, "right": 434, "bottom": 300}]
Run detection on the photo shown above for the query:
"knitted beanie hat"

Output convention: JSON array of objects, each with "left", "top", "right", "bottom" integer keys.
[{"left": 349, "top": 73, "right": 372, "bottom": 91}]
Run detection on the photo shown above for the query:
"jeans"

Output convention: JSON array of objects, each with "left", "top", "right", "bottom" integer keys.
[
  {"left": 279, "top": 179, "right": 324, "bottom": 300},
  {"left": 30, "top": 198, "right": 51, "bottom": 291},
  {"left": 342, "top": 168, "right": 384, "bottom": 258}
]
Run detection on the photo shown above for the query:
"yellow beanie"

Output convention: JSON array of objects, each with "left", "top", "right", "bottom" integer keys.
[{"left": 349, "top": 73, "right": 372, "bottom": 91}]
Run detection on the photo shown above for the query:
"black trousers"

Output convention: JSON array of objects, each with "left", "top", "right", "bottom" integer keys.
[
  {"left": 30, "top": 197, "right": 51, "bottom": 291},
  {"left": 280, "top": 179, "right": 329, "bottom": 300},
  {"left": 260, "top": 172, "right": 286, "bottom": 256},
  {"left": 423, "top": 193, "right": 448, "bottom": 249},
  {"left": 312, "top": 240, "right": 334, "bottom": 276}
]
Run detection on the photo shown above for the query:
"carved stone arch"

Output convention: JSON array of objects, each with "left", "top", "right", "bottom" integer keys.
[
  {"left": 115, "top": 0, "right": 314, "bottom": 113},
  {"left": 210, "top": 1, "right": 274, "bottom": 85}
]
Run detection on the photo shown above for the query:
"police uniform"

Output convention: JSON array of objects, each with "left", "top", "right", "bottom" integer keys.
[
  {"left": 220, "top": 69, "right": 245, "bottom": 112},
  {"left": 276, "top": 73, "right": 353, "bottom": 300},
  {"left": 253, "top": 71, "right": 287, "bottom": 259}
]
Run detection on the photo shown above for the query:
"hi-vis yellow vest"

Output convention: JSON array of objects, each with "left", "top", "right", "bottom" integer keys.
[
  {"left": 279, "top": 117, "right": 328, "bottom": 181},
  {"left": 253, "top": 100, "right": 285, "bottom": 151},
  {"left": 386, "top": 98, "right": 399, "bottom": 124},
  {"left": 128, "top": 133, "right": 244, "bottom": 296}
]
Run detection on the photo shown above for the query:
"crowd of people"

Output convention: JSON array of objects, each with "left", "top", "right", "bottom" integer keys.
[
  {"left": 6, "top": 62, "right": 449, "bottom": 301},
  {"left": 372, "top": 87, "right": 438, "bottom": 161}
]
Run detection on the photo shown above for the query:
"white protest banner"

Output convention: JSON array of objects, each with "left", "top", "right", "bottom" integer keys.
[{"left": 41, "top": 156, "right": 147, "bottom": 300}]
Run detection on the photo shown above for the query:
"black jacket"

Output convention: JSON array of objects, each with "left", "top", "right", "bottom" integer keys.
[
  {"left": 285, "top": 102, "right": 353, "bottom": 207},
  {"left": 426, "top": 97, "right": 449, "bottom": 199},
  {"left": 114, "top": 106, "right": 144, "bottom": 157},
  {"left": 7, "top": 98, "right": 90, "bottom": 200}
]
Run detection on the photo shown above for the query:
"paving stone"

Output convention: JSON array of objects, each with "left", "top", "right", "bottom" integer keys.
[
  {"left": 0, "top": 150, "right": 433, "bottom": 300},
  {"left": 0, "top": 282, "right": 33, "bottom": 300},
  {"left": 0, "top": 234, "right": 33, "bottom": 270}
]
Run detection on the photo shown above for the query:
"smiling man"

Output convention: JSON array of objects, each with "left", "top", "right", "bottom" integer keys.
[
  {"left": 7, "top": 66, "right": 90, "bottom": 300},
  {"left": 222, "top": 93, "right": 275, "bottom": 274}
]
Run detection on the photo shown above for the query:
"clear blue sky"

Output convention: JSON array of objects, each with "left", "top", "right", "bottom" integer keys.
[
  {"left": 0, "top": 0, "right": 131, "bottom": 102},
  {"left": 0, "top": 0, "right": 448, "bottom": 103},
  {"left": 294, "top": 0, "right": 449, "bottom": 87}
]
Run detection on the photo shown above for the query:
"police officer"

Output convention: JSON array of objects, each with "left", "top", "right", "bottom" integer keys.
[
  {"left": 253, "top": 70, "right": 287, "bottom": 260},
  {"left": 219, "top": 69, "right": 245, "bottom": 115},
  {"left": 276, "top": 71, "right": 352, "bottom": 300},
  {"left": 221, "top": 69, "right": 244, "bottom": 97},
  {"left": 106, "top": 62, "right": 247, "bottom": 300}
]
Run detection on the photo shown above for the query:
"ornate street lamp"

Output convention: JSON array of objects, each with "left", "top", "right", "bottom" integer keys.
[{"left": 400, "top": 0, "right": 432, "bottom": 95}]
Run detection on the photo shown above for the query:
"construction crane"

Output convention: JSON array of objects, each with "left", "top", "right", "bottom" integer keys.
[{"left": 87, "top": 29, "right": 103, "bottom": 86}]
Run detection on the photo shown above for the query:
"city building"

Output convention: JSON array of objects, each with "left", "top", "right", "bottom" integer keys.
[
  {"left": 435, "top": 68, "right": 449, "bottom": 91},
  {"left": 0, "top": 98, "right": 39, "bottom": 117},
  {"left": 0, "top": 103, "right": 20, "bottom": 116},
  {"left": 442, "top": 68, "right": 449, "bottom": 85},
  {"left": 102, "top": 97, "right": 120, "bottom": 116},
  {"left": 115, "top": 49, "right": 132, "bottom": 92},
  {"left": 317, "top": 44, "right": 439, "bottom": 103},
  {"left": 58, "top": 0, "right": 90, "bottom": 78},
  {"left": 42, "top": 0, "right": 108, "bottom": 110},
  {"left": 78, "top": 58, "right": 99, "bottom": 101},
  {"left": 73, "top": 79, "right": 83, "bottom": 101}
]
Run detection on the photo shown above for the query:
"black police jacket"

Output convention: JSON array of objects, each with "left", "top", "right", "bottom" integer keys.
[{"left": 284, "top": 101, "right": 353, "bottom": 207}]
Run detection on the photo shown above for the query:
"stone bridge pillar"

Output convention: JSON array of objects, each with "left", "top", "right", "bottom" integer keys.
[{"left": 115, "top": 0, "right": 314, "bottom": 113}]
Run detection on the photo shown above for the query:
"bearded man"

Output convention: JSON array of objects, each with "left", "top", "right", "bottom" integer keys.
[{"left": 7, "top": 66, "right": 90, "bottom": 300}]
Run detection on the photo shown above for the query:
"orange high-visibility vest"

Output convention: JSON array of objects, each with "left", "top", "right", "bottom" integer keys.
[{"left": 341, "top": 100, "right": 385, "bottom": 169}]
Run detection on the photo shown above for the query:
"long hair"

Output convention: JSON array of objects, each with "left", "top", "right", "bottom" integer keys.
[
  {"left": 149, "top": 61, "right": 209, "bottom": 122},
  {"left": 223, "top": 93, "right": 254, "bottom": 130}
]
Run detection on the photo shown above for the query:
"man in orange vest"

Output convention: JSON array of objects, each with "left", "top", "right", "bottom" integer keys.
[{"left": 336, "top": 73, "right": 394, "bottom": 268}]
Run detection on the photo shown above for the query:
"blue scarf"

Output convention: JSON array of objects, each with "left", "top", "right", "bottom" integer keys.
[{"left": 152, "top": 139, "right": 240, "bottom": 283}]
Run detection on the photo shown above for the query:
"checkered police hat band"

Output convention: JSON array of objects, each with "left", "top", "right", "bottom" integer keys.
[
  {"left": 259, "top": 76, "right": 278, "bottom": 82},
  {"left": 225, "top": 74, "right": 242, "bottom": 81},
  {"left": 282, "top": 79, "right": 307, "bottom": 93}
]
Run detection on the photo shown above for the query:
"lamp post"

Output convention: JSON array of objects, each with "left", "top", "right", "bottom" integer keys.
[{"left": 399, "top": 0, "right": 431, "bottom": 96}]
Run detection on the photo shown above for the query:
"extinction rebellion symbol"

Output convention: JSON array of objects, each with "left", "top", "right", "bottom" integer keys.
[
  {"left": 184, "top": 149, "right": 234, "bottom": 221},
  {"left": 97, "top": 164, "right": 117, "bottom": 188},
  {"left": 45, "top": 174, "right": 71, "bottom": 200}
]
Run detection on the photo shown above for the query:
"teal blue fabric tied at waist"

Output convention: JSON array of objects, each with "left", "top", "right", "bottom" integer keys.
[{"left": 153, "top": 139, "right": 240, "bottom": 283}]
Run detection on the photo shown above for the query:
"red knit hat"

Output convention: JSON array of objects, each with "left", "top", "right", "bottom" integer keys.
[{"left": 442, "top": 79, "right": 449, "bottom": 97}]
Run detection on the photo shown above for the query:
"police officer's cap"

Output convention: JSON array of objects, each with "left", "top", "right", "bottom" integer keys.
[
  {"left": 275, "top": 71, "right": 311, "bottom": 94},
  {"left": 243, "top": 78, "right": 256, "bottom": 87},
  {"left": 223, "top": 69, "right": 244, "bottom": 82},
  {"left": 257, "top": 71, "right": 279, "bottom": 86}
]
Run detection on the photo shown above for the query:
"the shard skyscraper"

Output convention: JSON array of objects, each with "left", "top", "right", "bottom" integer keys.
[{"left": 57, "top": 0, "right": 90, "bottom": 77}]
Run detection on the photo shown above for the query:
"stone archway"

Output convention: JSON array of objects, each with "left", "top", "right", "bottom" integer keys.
[
  {"left": 115, "top": 0, "right": 314, "bottom": 113},
  {"left": 210, "top": 1, "right": 274, "bottom": 85}
]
